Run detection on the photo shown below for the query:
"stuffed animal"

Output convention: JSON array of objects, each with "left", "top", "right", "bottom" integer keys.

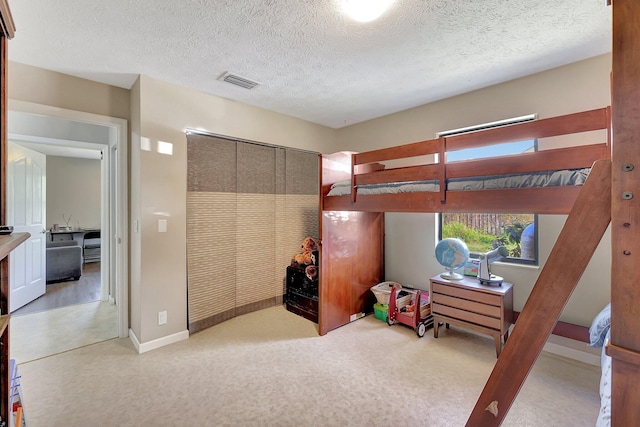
[
  {"left": 292, "top": 251, "right": 315, "bottom": 265},
  {"left": 291, "top": 237, "right": 318, "bottom": 266},
  {"left": 301, "top": 237, "right": 317, "bottom": 253}
]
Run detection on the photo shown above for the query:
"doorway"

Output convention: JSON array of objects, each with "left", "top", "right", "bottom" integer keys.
[{"left": 6, "top": 100, "right": 128, "bottom": 361}]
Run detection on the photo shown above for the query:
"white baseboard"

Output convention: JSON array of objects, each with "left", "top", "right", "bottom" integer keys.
[
  {"left": 542, "top": 337, "right": 601, "bottom": 366},
  {"left": 128, "top": 328, "right": 189, "bottom": 354}
]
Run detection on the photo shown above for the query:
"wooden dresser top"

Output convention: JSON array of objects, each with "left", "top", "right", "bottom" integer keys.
[{"left": 430, "top": 274, "right": 513, "bottom": 296}]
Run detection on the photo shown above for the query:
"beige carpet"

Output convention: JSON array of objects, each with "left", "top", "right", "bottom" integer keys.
[
  {"left": 11, "top": 300, "right": 118, "bottom": 363},
  {"left": 16, "top": 306, "right": 600, "bottom": 426}
]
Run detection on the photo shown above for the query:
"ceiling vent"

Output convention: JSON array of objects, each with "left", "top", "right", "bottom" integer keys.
[{"left": 219, "top": 72, "right": 261, "bottom": 90}]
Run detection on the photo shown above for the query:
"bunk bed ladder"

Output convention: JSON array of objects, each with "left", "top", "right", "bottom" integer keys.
[{"left": 466, "top": 158, "right": 611, "bottom": 426}]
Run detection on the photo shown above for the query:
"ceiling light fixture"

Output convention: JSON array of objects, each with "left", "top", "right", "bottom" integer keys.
[{"left": 340, "top": 0, "right": 394, "bottom": 23}]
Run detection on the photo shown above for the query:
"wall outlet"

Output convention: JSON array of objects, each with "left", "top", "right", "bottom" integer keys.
[{"left": 158, "top": 310, "right": 167, "bottom": 325}]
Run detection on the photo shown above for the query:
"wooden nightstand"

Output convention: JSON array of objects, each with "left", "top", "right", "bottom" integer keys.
[{"left": 430, "top": 274, "right": 513, "bottom": 357}]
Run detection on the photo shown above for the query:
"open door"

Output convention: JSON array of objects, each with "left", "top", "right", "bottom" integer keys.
[
  {"left": 7, "top": 142, "right": 46, "bottom": 312},
  {"left": 319, "top": 211, "right": 383, "bottom": 335}
]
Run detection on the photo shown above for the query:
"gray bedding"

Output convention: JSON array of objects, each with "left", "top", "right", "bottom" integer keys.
[{"left": 326, "top": 168, "right": 590, "bottom": 196}]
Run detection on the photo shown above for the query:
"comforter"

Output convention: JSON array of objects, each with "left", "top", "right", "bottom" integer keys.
[{"left": 590, "top": 303, "right": 611, "bottom": 427}]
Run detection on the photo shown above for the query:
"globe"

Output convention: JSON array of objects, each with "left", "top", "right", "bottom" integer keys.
[{"left": 435, "top": 238, "right": 470, "bottom": 280}]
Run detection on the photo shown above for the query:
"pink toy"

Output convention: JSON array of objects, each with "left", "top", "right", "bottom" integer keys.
[{"left": 387, "top": 283, "right": 433, "bottom": 337}]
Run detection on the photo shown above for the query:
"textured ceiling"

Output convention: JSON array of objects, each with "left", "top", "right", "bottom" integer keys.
[{"left": 8, "top": 0, "right": 611, "bottom": 129}]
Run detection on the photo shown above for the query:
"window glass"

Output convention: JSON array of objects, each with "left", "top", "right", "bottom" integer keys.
[
  {"left": 440, "top": 213, "right": 537, "bottom": 265},
  {"left": 438, "top": 115, "right": 539, "bottom": 266},
  {"left": 447, "top": 140, "right": 535, "bottom": 162}
]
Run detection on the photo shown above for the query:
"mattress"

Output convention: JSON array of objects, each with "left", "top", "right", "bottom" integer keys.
[{"left": 326, "top": 168, "right": 591, "bottom": 197}]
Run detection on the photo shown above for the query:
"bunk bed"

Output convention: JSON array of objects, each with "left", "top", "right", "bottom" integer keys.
[
  {"left": 321, "top": 3, "right": 640, "bottom": 424},
  {"left": 318, "top": 106, "right": 614, "bottom": 425},
  {"left": 321, "top": 107, "right": 611, "bottom": 215}
]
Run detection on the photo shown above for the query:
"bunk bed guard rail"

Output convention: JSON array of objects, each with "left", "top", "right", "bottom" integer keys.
[{"left": 322, "top": 107, "right": 611, "bottom": 215}]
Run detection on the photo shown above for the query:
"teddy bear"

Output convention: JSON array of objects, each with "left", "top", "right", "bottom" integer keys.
[
  {"left": 301, "top": 236, "right": 317, "bottom": 253},
  {"left": 291, "top": 237, "right": 318, "bottom": 266}
]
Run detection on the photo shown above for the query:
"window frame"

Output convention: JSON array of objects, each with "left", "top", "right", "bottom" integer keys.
[{"left": 436, "top": 114, "right": 540, "bottom": 267}]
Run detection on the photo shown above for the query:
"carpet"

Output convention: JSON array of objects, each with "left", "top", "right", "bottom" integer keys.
[{"left": 16, "top": 306, "right": 600, "bottom": 426}]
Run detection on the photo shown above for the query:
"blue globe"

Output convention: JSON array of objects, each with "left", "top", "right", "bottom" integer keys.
[{"left": 435, "top": 238, "right": 470, "bottom": 280}]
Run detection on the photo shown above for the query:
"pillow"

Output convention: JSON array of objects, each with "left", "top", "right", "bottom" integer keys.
[
  {"left": 589, "top": 303, "right": 611, "bottom": 348},
  {"left": 330, "top": 179, "right": 351, "bottom": 190}
]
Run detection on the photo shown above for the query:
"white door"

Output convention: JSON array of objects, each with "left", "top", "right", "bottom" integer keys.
[{"left": 8, "top": 143, "right": 47, "bottom": 313}]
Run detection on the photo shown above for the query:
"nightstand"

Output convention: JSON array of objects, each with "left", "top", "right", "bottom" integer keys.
[
  {"left": 430, "top": 274, "right": 513, "bottom": 357},
  {"left": 285, "top": 265, "right": 318, "bottom": 323}
]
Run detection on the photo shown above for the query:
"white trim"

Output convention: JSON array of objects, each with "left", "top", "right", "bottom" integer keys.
[
  {"left": 543, "top": 331, "right": 602, "bottom": 366},
  {"left": 8, "top": 99, "right": 129, "bottom": 338},
  {"left": 436, "top": 113, "right": 538, "bottom": 137},
  {"left": 129, "top": 328, "right": 141, "bottom": 352},
  {"left": 129, "top": 328, "right": 189, "bottom": 354},
  {"left": 100, "top": 147, "right": 110, "bottom": 302},
  {"left": 467, "top": 326, "right": 600, "bottom": 366},
  {"left": 542, "top": 341, "right": 600, "bottom": 366}
]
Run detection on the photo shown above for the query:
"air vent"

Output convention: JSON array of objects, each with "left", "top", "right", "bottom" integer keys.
[{"left": 219, "top": 72, "right": 261, "bottom": 90}]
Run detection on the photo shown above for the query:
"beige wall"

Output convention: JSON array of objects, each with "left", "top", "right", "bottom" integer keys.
[
  {"left": 9, "top": 62, "right": 130, "bottom": 120},
  {"left": 335, "top": 54, "right": 612, "bottom": 327},
  {"left": 46, "top": 156, "right": 101, "bottom": 230},
  {"left": 132, "top": 75, "right": 336, "bottom": 344},
  {"left": 9, "top": 53, "right": 612, "bottom": 347},
  {"left": 8, "top": 63, "right": 336, "bottom": 347},
  {"left": 130, "top": 78, "right": 142, "bottom": 339}
]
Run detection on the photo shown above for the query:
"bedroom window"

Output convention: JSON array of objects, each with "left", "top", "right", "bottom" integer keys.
[
  {"left": 437, "top": 114, "right": 539, "bottom": 266},
  {"left": 439, "top": 213, "right": 538, "bottom": 266}
]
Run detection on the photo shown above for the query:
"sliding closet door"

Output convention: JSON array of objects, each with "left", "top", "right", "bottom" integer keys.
[
  {"left": 187, "top": 134, "right": 318, "bottom": 333},
  {"left": 274, "top": 148, "right": 320, "bottom": 303},
  {"left": 186, "top": 136, "right": 238, "bottom": 331},
  {"left": 235, "top": 143, "right": 276, "bottom": 315}
]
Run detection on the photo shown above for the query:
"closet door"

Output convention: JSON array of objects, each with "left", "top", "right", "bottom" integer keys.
[
  {"left": 187, "top": 133, "right": 319, "bottom": 332},
  {"left": 186, "top": 135, "right": 237, "bottom": 331},
  {"left": 235, "top": 143, "right": 276, "bottom": 314}
]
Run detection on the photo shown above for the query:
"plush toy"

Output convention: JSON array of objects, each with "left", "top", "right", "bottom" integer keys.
[
  {"left": 292, "top": 251, "right": 315, "bottom": 265},
  {"left": 301, "top": 237, "right": 317, "bottom": 253},
  {"left": 291, "top": 237, "right": 318, "bottom": 266}
]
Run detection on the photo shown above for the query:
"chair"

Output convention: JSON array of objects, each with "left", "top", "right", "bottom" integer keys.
[
  {"left": 46, "top": 240, "right": 82, "bottom": 283},
  {"left": 82, "top": 230, "right": 101, "bottom": 263}
]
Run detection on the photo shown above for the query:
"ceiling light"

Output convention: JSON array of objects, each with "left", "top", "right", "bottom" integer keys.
[{"left": 340, "top": 0, "right": 394, "bottom": 22}]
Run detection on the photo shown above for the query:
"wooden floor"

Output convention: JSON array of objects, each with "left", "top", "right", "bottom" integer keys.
[{"left": 12, "top": 262, "right": 101, "bottom": 316}]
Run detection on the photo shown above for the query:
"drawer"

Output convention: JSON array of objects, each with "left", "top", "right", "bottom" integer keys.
[
  {"left": 432, "top": 293, "right": 501, "bottom": 318},
  {"left": 432, "top": 302, "right": 502, "bottom": 330},
  {"left": 287, "top": 292, "right": 318, "bottom": 312},
  {"left": 431, "top": 282, "right": 501, "bottom": 306}
]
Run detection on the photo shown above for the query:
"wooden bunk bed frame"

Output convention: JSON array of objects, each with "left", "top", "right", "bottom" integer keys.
[
  {"left": 319, "top": 2, "right": 640, "bottom": 425},
  {"left": 321, "top": 106, "right": 611, "bottom": 215},
  {"left": 319, "top": 105, "right": 613, "bottom": 342}
]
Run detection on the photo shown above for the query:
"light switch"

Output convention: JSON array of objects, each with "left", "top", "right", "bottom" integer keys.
[{"left": 158, "top": 219, "right": 167, "bottom": 233}]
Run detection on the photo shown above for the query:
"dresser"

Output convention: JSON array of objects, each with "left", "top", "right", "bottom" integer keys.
[
  {"left": 285, "top": 265, "right": 318, "bottom": 323},
  {"left": 430, "top": 275, "right": 513, "bottom": 357}
]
